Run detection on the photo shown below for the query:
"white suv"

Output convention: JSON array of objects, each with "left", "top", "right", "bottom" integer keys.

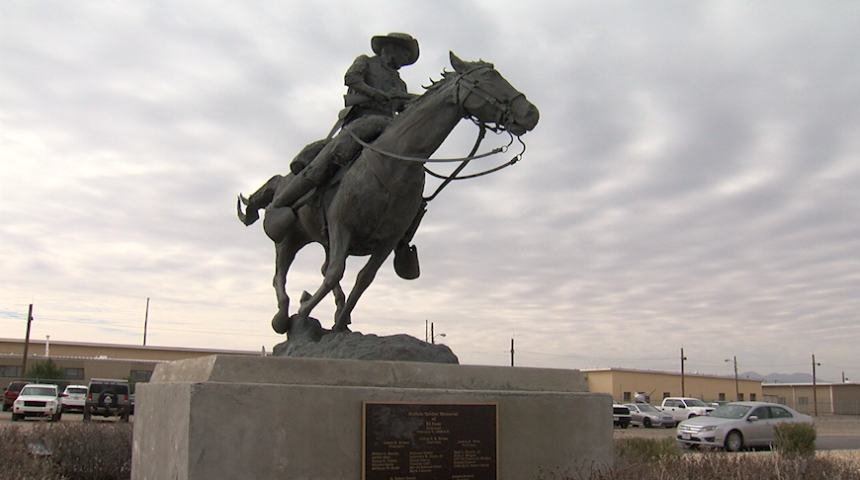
[
  {"left": 11, "top": 384, "right": 62, "bottom": 422},
  {"left": 61, "top": 385, "right": 88, "bottom": 413}
]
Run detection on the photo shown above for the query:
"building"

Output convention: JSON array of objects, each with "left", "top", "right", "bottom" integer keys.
[
  {"left": 582, "top": 367, "right": 763, "bottom": 404},
  {"left": 763, "top": 382, "right": 860, "bottom": 416},
  {"left": 0, "top": 338, "right": 259, "bottom": 390}
]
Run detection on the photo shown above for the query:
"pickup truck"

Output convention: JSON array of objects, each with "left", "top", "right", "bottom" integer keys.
[{"left": 657, "top": 397, "right": 715, "bottom": 422}]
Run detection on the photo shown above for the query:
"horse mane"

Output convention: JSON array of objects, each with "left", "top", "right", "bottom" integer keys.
[{"left": 419, "top": 59, "right": 495, "bottom": 97}]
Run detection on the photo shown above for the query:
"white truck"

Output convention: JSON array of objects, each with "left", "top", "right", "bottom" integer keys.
[{"left": 657, "top": 397, "right": 715, "bottom": 422}]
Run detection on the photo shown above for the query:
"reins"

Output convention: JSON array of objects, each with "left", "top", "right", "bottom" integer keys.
[
  {"left": 346, "top": 126, "right": 508, "bottom": 164},
  {"left": 424, "top": 125, "right": 526, "bottom": 201}
]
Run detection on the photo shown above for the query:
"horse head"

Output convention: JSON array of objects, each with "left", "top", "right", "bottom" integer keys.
[{"left": 450, "top": 51, "right": 539, "bottom": 136}]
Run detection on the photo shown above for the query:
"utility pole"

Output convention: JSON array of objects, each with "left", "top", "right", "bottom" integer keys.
[
  {"left": 143, "top": 297, "right": 150, "bottom": 346},
  {"left": 425, "top": 319, "right": 428, "bottom": 343},
  {"left": 510, "top": 338, "right": 515, "bottom": 367},
  {"left": 21, "top": 304, "right": 34, "bottom": 375},
  {"left": 680, "top": 348, "right": 687, "bottom": 397},
  {"left": 812, "top": 354, "right": 820, "bottom": 417}
]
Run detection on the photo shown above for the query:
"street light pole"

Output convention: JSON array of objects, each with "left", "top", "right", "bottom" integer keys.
[
  {"left": 725, "top": 356, "right": 739, "bottom": 401},
  {"left": 430, "top": 322, "right": 446, "bottom": 344}
]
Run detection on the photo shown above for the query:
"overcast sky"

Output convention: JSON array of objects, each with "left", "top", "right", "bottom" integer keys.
[{"left": 1, "top": 1, "right": 858, "bottom": 382}]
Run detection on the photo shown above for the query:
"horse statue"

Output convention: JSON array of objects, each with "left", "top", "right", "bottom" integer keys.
[{"left": 238, "top": 52, "right": 539, "bottom": 336}]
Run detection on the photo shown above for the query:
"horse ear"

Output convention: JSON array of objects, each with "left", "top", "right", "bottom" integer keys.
[{"left": 449, "top": 51, "right": 468, "bottom": 73}]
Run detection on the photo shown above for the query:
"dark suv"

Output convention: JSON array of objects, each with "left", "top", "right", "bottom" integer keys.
[
  {"left": 84, "top": 378, "right": 131, "bottom": 422},
  {"left": 3, "top": 381, "right": 29, "bottom": 412}
]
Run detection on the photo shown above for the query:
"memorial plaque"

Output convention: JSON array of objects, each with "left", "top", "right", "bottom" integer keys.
[{"left": 363, "top": 402, "right": 498, "bottom": 480}]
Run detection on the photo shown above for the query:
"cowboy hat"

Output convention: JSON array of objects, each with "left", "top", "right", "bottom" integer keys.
[{"left": 371, "top": 33, "right": 419, "bottom": 66}]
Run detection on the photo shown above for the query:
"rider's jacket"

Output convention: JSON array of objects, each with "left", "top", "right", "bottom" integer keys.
[{"left": 344, "top": 54, "right": 408, "bottom": 121}]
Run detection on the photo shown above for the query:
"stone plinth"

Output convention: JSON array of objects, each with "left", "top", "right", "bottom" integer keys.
[{"left": 131, "top": 355, "right": 612, "bottom": 480}]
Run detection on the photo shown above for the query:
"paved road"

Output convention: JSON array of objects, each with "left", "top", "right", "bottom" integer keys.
[
  {"left": 0, "top": 410, "right": 131, "bottom": 427},
  {"left": 816, "top": 435, "right": 860, "bottom": 451}
]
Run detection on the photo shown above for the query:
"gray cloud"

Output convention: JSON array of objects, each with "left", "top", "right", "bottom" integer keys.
[{"left": 1, "top": 1, "right": 858, "bottom": 382}]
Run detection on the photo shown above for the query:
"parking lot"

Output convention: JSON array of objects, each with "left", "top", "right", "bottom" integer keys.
[{"left": 614, "top": 415, "right": 860, "bottom": 451}]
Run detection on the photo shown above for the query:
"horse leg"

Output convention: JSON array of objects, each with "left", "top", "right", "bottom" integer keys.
[
  {"left": 333, "top": 247, "right": 394, "bottom": 332},
  {"left": 320, "top": 250, "right": 347, "bottom": 322},
  {"left": 294, "top": 234, "right": 351, "bottom": 327},
  {"left": 271, "top": 238, "right": 304, "bottom": 334}
]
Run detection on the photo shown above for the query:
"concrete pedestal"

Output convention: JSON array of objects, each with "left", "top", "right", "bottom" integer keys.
[{"left": 131, "top": 355, "right": 612, "bottom": 480}]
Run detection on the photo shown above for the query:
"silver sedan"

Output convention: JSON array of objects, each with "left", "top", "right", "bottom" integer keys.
[
  {"left": 624, "top": 403, "right": 676, "bottom": 428},
  {"left": 676, "top": 401, "right": 813, "bottom": 451}
]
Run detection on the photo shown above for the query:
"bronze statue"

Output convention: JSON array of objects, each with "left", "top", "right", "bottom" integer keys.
[
  {"left": 264, "top": 33, "right": 420, "bottom": 242},
  {"left": 238, "top": 49, "right": 539, "bottom": 336}
]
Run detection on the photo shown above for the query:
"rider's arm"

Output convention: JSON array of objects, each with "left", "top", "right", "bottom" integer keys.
[{"left": 344, "top": 55, "right": 390, "bottom": 102}]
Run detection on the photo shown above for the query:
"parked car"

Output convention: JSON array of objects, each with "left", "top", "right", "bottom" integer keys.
[
  {"left": 3, "top": 381, "right": 29, "bottom": 412},
  {"left": 11, "top": 384, "right": 62, "bottom": 422},
  {"left": 613, "top": 404, "right": 631, "bottom": 428},
  {"left": 658, "top": 397, "right": 715, "bottom": 422},
  {"left": 84, "top": 378, "right": 131, "bottom": 422},
  {"left": 624, "top": 403, "right": 676, "bottom": 428},
  {"left": 60, "top": 385, "right": 88, "bottom": 413},
  {"left": 676, "top": 401, "right": 813, "bottom": 452}
]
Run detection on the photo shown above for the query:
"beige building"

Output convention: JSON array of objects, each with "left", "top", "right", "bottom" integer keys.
[
  {"left": 763, "top": 383, "right": 860, "bottom": 416},
  {"left": 0, "top": 338, "right": 258, "bottom": 390},
  {"left": 582, "top": 367, "right": 763, "bottom": 405}
]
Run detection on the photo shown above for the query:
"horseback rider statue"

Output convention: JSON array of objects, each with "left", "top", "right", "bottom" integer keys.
[{"left": 260, "top": 32, "right": 423, "bottom": 279}]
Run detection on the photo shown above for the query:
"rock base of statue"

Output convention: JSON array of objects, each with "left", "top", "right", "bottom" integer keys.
[
  {"left": 272, "top": 315, "right": 459, "bottom": 364},
  {"left": 131, "top": 355, "right": 613, "bottom": 480}
]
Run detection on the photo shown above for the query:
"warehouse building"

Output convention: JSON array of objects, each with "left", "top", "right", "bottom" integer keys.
[
  {"left": 0, "top": 338, "right": 259, "bottom": 389},
  {"left": 763, "top": 382, "right": 860, "bottom": 416},
  {"left": 582, "top": 367, "right": 763, "bottom": 405}
]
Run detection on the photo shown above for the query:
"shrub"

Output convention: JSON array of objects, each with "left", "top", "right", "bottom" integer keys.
[
  {"left": 614, "top": 437, "right": 680, "bottom": 467},
  {"left": 773, "top": 422, "right": 817, "bottom": 458},
  {"left": 25, "top": 358, "right": 67, "bottom": 383}
]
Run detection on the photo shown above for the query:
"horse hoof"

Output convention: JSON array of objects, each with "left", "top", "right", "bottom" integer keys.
[{"left": 272, "top": 311, "right": 291, "bottom": 334}]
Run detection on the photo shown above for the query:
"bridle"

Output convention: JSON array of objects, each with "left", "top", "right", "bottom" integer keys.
[{"left": 455, "top": 65, "right": 527, "bottom": 134}]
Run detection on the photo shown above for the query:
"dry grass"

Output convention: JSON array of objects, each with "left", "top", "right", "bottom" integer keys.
[
  {"left": 534, "top": 438, "right": 860, "bottom": 480},
  {"left": 0, "top": 422, "right": 132, "bottom": 480}
]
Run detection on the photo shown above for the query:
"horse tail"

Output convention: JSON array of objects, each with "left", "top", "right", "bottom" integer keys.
[
  {"left": 237, "top": 174, "right": 286, "bottom": 226},
  {"left": 236, "top": 194, "right": 255, "bottom": 225}
]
